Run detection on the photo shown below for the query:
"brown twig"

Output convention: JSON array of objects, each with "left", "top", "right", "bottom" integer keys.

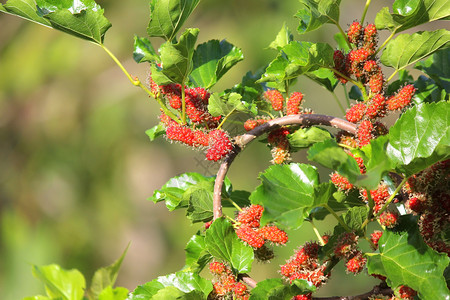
[
  {"left": 213, "top": 114, "right": 357, "bottom": 219},
  {"left": 311, "top": 284, "right": 392, "bottom": 300}
]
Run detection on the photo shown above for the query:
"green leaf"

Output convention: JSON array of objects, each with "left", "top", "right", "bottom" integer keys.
[
  {"left": 150, "top": 172, "right": 209, "bottom": 211},
  {"left": 268, "top": 23, "right": 294, "bottom": 50},
  {"left": 157, "top": 271, "right": 213, "bottom": 297},
  {"left": 152, "top": 287, "right": 204, "bottom": 300},
  {"left": 334, "top": 32, "right": 350, "bottom": 52},
  {"left": 414, "top": 75, "right": 449, "bottom": 104},
  {"left": 186, "top": 181, "right": 214, "bottom": 223},
  {"left": 295, "top": 0, "right": 341, "bottom": 34},
  {"left": 367, "top": 215, "right": 450, "bottom": 300},
  {"left": 341, "top": 206, "right": 369, "bottom": 233},
  {"left": 386, "top": 102, "right": 450, "bottom": 176},
  {"left": 307, "top": 139, "right": 361, "bottom": 183},
  {"left": 226, "top": 190, "right": 252, "bottom": 208},
  {"left": 98, "top": 286, "right": 129, "bottom": 300},
  {"left": 387, "top": 69, "right": 414, "bottom": 95},
  {"left": 31, "top": 264, "right": 85, "bottom": 300},
  {"left": 415, "top": 48, "right": 450, "bottom": 92},
  {"left": 133, "top": 36, "right": 160, "bottom": 64},
  {"left": 381, "top": 29, "right": 450, "bottom": 71},
  {"left": 249, "top": 278, "right": 316, "bottom": 300},
  {"left": 205, "top": 218, "right": 254, "bottom": 273},
  {"left": 227, "top": 71, "right": 264, "bottom": 106},
  {"left": 1, "top": 0, "right": 111, "bottom": 44},
  {"left": 145, "top": 124, "right": 166, "bottom": 141},
  {"left": 189, "top": 39, "right": 244, "bottom": 89},
  {"left": 184, "top": 233, "right": 212, "bottom": 272},
  {"left": 287, "top": 126, "right": 332, "bottom": 151},
  {"left": 208, "top": 92, "right": 256, "bottom": 117},
  {"left": 310, "top": 189, "right": 364, "bottom": 220},
  {"left": 249, "top": 163, "right": 320, "bottom": 229},
  {"left": 349, "top": 85, "right": 363, "bottom": 101},
  {"left": 375, "top": 0, "right": 450, "bottom": 34},
  {"left": 128, "top": 281, "right": 165, "bottom": 300},
  {"left": 88, "top": 245, "right": 129, "bottom": 299},
  {"left": 23, "top": 296, "right": 51, "bottom": 300},
  {"left": 159, "top": 28, "right": 199, "bottom": 84},
  {"left": 0, "top": 0, "right": 51, "bottom": 27},
  {"left": 305, "top": 68, "right": 339, "bottom": 92},
  {"left": 258, "top": 42, "right": 334, "bottom": 84},
  {"left": 147, "top": 0, "right": 200, "bottom": 41}
]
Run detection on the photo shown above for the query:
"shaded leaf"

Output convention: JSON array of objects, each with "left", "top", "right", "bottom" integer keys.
[
  {"left": 147, "top": 0, "right": 200, "bottom": 41},
  {"left": 133, "top": 36, "right": 160, "bottom": 64},
  {"left": 186, "top": 181, "right": 214, "bottom": 223},
  {"left": 413, "top": 75, "right": 449, "bottom": 104},
  {"left": 342, "top": 206, "right": 369, "bottom": 233},
  {"left": 189, "top": 39, "right": 243, "bottom": 89},
  {"left": 150, "top": 172, "right": 209, "bottom": 211},
  {"left": 310, "top": 189, "right": 364, "bottom": 220},
  {"left": 287, "top": 126, "right": 332, "bottom": 151},
  {"left": 208, "top": 92, "right": 256, "bottom": 117},
  {"left": 375, "top": 0, "right": 450, "bottom": 34},
  {"left": 225, "top": 190, "right": 252, "bottom": 208},
  {"left": 367, "top": 215, "right": 450, "bottom": 300},
  {"left": 250, "top": 278, "right": 316, "bottom": 300},
  {"left": 159, "top": 28, "right": 199, "bottom": 84},
  {"left": 205, "top": 218, "right": 254, "bottom": 273},
  {"left": 295, "top": 0, "right": 341, "bottom": 34},
  {"left": 31, "top": 264, "right": 85, "bottom": 300},
  {"left": 381, "top": 29, "right": 450, "bottom": 71},
  {"left": 386, "top": 102, "right": 450, "bottom": 176},
  {"left": 307, "top": 139, "right": 361, "bottom": 183},
  {"left": 415, "top": 48, "right": 450, "bottom": 92},
  {"left": 184, "top": 233, "right": 212, "bottom": 272},
  {"left": 145, "top": 124, "right": 166, "bottom": 141},
  {"left": 249, "top": 163, "right": 320, "bottom": 229},
  {"left": 268, "top": 23, "right": 294, "bottom": 50},
  {"left": 226, "top": 70, "right": 264, "bottom": 106},
  {"left": 305, "top": 68, "right": 339, "bottom": 92},
  {"left": 259, "top": 42, "right": 334, "bottom": 84},
  {"left": 349, "top": 85, "right": 363, "bottom": 101}
]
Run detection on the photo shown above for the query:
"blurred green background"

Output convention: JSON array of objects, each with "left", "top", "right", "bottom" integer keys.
[{"left": 0, "top": 0, "right": 416, "bottom": 298}]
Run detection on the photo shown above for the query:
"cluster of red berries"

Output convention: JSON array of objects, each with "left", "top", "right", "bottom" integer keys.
[
  {"left": 333, "top": 232, "right": 367, "bottom": 274},
  {"left": 150, "top": 75, "right": 234, "bottom": 161},
  {"left": 235, "top": 204, "right": 288, "bottom": 248},
  {"left": 404, "top": 160, "right": 450, "bottom": 255},
  {"left": 267, "top": 127, "right": 291, "bottom": 164},
  {"left": 263, "top": 90, "right": 304, "bottom": 115},
  {"left": 280, "top": 241, "right": 329, "bottom": 290},
  {"left": 209, "top": 262, "right": 249, "bottom": 299}
]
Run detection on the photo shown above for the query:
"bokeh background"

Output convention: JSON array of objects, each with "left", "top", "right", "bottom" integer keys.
[{"left": 0, "top": 0, "right": 438, "bottom": 298}]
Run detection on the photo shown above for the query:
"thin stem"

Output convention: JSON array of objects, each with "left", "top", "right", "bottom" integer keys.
[
  {"left": 323, "top": 204, "right": 352, "bottom": 232},
  {"left": 331, "top": 91, "right": 346, "bottom": 115},
  {"left": 331, "top": 68, "right": 368, "bottom": 100},
  {"left": 338, "top": 143, "right": 356, "bottom": 151},
  {"left": 360, "top": 0, "right": 372, "bottom": 24},
  {"left": 333, "top": 20, "right": 352, "bottom": 49},
  {"left": 100, "top": 44, "right": 182, "bottom": 124},
  {"left": 375, "top": 177, "right": 408, "bottom": 217},
  {"left": 364, "top": 235, "right": 377, "bottom": 250},
  {"left": 375, "top": 31, "right": 396, "bottom": 56},
  {"left": 386, "top": 69, "right": 399, "bottom": 83},
  {"left": 364, "top": 188, "right": 375, "bottom": 230},
  {"left": 310, "top": 220, "right": 326, "bottom": 246},
  {"left": 217, "top": 108, "right": 237, "bottom": 130},
  {"left": 224, "top": 196, "right": 242, "bottom": 211}
]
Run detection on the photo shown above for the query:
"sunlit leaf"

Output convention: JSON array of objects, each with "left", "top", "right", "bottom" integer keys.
[
  {"left": 184, "top": 233, "right": 212, "bottom": 272},
  {"left": 98, "top": 286, "right": 129, "bottom": 300},
  {"left": 375, "top": 0, "right": 450, "bottom": 34},
  {"left": 367, "top": 215, "right": 450, "bottom": 299},
  {"left": 249, "top": 278, "right": 316, "bottom": 300},
  {"left": 381, "top": 29, "right": 450, "bottom": 71},
  {"left": 208, "top": 92, "right": 256, "bottom": 117},
  {"left": 145, "top": 124, "right": 166, "bottom": 141},
  {"left": 147, "top": 0, "right": 200, "bottom": 41},
  {"left": 295, "top": 0, "right": 341, "bottom": 34},
  {"left": 268, "top": 23, "right": 294, "bottom": 50},
  {"left": 205, "top": 218, "right": 254, "bottom": 273},
  {"left": 287, "top": 126, "right": 332, "bottom": 151},
  {"left": 133, "top": 36, "right": 160, "bottom": 64},
  {"left": 189, "top": 39, "right": 243, "bottom": 89}
]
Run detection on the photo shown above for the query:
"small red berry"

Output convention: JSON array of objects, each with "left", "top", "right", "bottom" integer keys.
[
  {"left": 333, "top": 50, "right": 348, "bottom": 83},
  {"left": 379, "top": 211, "right": 399, "bottom": 228},
  {"left": 293, "top": 294, "right": 312, "bottom": 300},
  {"left": 357, "top": 120, "right": 374, "bottom": 146},
  {"left": 347, "top": 22, "right": 362, "bottom": 44},
  {"left": 244, "top": 119, "right": 259, "bottom": 131},
  {"left": 386, "top": 85, "right": 415, "bottom": 110},
  {"left": 286, "top": 92, "right": 304, "bottom": 115},
  {"left": 331, "top": 172, "right": 354, "bottom": 191},
  {"left": 258, "top": 226, "right": 288, "bottom": 245},
  {"left": 237, "top": 204, "right": 264, "bottom": 227},
  {"left": 233, "top": 282, "right": 247, "bottom": 296},
  {"left": 209, "top": 262, "right": 227, "bottom": 275},
  {"left": 370, "top": 230, "right": 383, "bottom": 249},
  {"left": 368, "top": 72, "right": 384, "bottom": 94},
  {"left": 366, "top": 94, "right": 386, "bottom": 119},
  {"left": 398, "top": 285, "right": 417, "bottom": 299},
  {"left": 346, "top": 252, "right": 367, "bottom": 274},
  {"left": 206, "top": 129, "right": 233, "bottom": 161},
  {"left": 236, "top": 225, "right": 265, "bottom": 248},
  {"left": 346, "top": 103, "right": 366, "bottom": 123},
  {"left": 264, "top": 89, "right": 284, "bottom": 111}
]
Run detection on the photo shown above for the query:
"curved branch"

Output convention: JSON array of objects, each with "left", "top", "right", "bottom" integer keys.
[{"left": 213, "top": 114, "right": 357, "bottom": 219}]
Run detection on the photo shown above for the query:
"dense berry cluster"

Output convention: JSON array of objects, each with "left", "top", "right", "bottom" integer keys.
[
  {"left": 209, "top": 262, "right": 249, "bottom": 299},
  {"left": 267, "top": 127, "right": 291, "bottom": 164},
  {"left": 280, "top": 241, "right": 329, "bottom": 295},
  {"left": 403, "top": 160, "right": 450, "bottom": 255},
  {"left": 235, "top": 205, "right": 288, "bottom": 248}
]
